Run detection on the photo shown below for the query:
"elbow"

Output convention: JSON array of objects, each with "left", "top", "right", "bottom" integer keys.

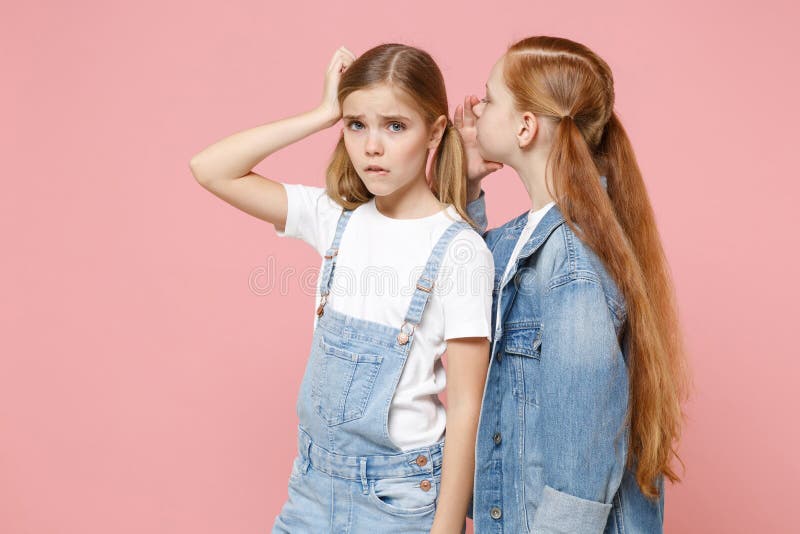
[{"left": 189, "top": 156, "right": 212, "bottom": 185}]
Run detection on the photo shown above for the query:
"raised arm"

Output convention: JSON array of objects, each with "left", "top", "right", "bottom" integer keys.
[
  {"left": 189, "top": 47, "right": 355, "bottom": 231},
  {"left": 454, "top": 94, "right": 502, "bottom": 237}
]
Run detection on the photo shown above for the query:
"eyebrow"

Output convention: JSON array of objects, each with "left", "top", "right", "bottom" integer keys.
[{"left": 342, "top": 114, "right": 413, "bottom": 122}]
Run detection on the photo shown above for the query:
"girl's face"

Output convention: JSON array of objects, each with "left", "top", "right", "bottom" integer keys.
[
  {"left": 342, "top": 83, "right": 441, "bottom": 198},
  {"left": 472, "top": 55, "right": 520, "bottom": 165}
]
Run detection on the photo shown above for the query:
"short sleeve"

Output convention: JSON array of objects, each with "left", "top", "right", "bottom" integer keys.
[
  {"left": 275, "top": 183, "right": 344, "bottom": 256},
  {"left": 438, "top": 229, "right": 495, "bottom": 341}
]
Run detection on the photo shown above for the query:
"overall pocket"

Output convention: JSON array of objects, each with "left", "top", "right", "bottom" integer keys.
[
  {"left": 368, "top": 473, "right": 439, "bottom": 516},
  {"left": 504, "top": 327, "right": 542, "bottom": 406},
  {"left": 312, "top": 337, "right": 383, "bottom": 426}
]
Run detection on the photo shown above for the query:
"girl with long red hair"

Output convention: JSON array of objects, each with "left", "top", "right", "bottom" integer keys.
[{"left": 458, "top": 36, "right": 689, "bottom": 533}]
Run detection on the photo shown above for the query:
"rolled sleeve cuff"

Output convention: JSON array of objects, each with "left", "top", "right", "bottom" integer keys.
[{"left": 530, "top": 485, "right": 612, "bottom": 534}]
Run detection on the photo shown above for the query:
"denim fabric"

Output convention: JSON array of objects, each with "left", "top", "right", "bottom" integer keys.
[
  {"left": 273, "top": 208, "right": 472, "bottom": 533},
  {"left": 272, "top": 427, "right": 445, "bottom": 533},
  {"left": 466, "top": 187, "right": 665, "bottom": 534}
]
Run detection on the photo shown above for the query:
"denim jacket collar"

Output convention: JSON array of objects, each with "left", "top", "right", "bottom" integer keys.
[
  {"left": 494, "top": 175, "right": 607, "bottom": 291},
  {"left": 494, "top": 205, "right": 566, "bottom": 291}
]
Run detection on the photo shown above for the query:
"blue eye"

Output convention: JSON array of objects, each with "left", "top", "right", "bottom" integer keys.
[
  {"left": 347, "top": 121, "right": 365, "bottom": 130},
  {"left": 388, "top": 122, "right": 405, "bottom": 132}
]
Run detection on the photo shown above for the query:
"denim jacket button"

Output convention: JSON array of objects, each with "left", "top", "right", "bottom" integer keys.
[
  {"left": 492, "top": 432, "right": 502, "bottom": 445},
  {"left": 420, "top": 479, "right": 431, "bottom": 491},
  {"left": 490, "top": 506, "right": 502, "bottom": 520},
  {"left": 415, "top": 455, "right": 428, "bottom": 467}
]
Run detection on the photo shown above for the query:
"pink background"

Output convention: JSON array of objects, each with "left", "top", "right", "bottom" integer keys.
[{"left": 3, "top": 1, "right": 798, "bottom": 532}]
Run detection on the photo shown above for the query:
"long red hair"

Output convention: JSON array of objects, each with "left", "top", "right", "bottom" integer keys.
[{"left": 503, "top": 36, "right": 689, "bottom": 498}]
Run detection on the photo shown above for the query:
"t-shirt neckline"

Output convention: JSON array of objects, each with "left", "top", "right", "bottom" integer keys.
[{"left": 368, "top": 198, "right": 454, "bottom": 223}]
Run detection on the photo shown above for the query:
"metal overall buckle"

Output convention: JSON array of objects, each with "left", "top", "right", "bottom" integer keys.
[{"left": 396, "top": 321, "right": 416, "bottom": 345}]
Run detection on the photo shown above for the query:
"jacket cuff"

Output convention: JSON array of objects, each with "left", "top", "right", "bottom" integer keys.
[
  {"left": 466, "top": 188, "right": 487, "bottom": 234},
  {"left": 530, "top": 485, "right": 612, "bottom": 533}
]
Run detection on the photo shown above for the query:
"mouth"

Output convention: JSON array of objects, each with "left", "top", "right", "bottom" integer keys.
[{"left": 364, "top": 165, "right": 389, "bottom": 175}]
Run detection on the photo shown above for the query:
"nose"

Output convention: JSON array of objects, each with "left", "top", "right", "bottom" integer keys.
[{"left": 365, "top": 132, "right": 383, "bottom": 156}]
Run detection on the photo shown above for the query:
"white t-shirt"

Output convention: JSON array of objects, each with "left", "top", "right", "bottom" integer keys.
[
  {"left": 275, "top": 183, "right": 495, "bottom": 450},
  {"left": 495, "top": 202, "right": 555, "bottom": 334}
]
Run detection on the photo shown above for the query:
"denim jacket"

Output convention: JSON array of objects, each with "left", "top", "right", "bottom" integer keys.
[{"left": 466, "top": 185, "right": 664, "bottom": 533}]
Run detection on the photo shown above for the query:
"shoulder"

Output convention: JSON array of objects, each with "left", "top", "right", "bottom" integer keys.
[
  {"left": 278, "top": 183, "right": 347, "bottom": 253},
  {"left": 283, "top": 183, "right": 343, "bottom": 213},
  {"left": 444, "top": 222, "right": 494, "bottom": 270},
  {"left": 540, "top": 220, "right": 626, "bottom": 321},
  {"left": 484, "top": 210, "right": 529, "bottom": 249}
]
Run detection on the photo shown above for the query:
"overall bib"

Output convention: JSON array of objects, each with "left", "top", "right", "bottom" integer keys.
[{"left": 272, "top": 208, "right": 470, "bottom": 533}]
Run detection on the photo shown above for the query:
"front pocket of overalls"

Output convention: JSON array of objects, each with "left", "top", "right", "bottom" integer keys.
[
  {"left": 504, "top": 327, "right": 542, "bottom": 406},
  {"left": 368, "top": 474, "right": 439, "bottom": 516},
  {"left": 313, "top": 337, "right": 383, "bottom": 426}
]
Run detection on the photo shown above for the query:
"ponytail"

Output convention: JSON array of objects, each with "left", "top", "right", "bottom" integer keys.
[
  {"left": 430, "top": 122, "right": 478, "bottom": 229},
  {"left": 550, "top": 115, "right": 623, "bottom": 247},
  {"left": 597, "top": 113, "right": 689, "bottom": 494},
  {"left": 597, "top": 113, "right": 680, "bottom": 331},
  {"left": 549, "top": 112, "right": 688, "bottom": 498}
]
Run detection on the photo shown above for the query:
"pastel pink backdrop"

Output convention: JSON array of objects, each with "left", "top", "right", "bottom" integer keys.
[{"left": 3, "top": 1, "right": 798, "bottom": 532}]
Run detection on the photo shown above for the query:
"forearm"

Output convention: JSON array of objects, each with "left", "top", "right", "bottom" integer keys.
[
  {"left": 189, "top": 106, "right": 334, "bottom": 183},
  {"left": 430, "top": 402, "right": 481, "bottom": 533}
]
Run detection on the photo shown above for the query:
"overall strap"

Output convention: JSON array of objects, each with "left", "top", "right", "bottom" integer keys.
[
  {"left": 316, "top": 208, "right": 353, "bottom": 317},
  {"left": 396, "top": 220, "right": 471, "bottom": 345}
]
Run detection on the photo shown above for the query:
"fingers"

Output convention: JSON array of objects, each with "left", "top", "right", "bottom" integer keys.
[
  {"left": 339, "top": 46, "right": 356, "bottom": 61},
  {"left": 453, "top": 103, "right": 463, "bottom": 130},
  {"left": 337, "top": 46, "right": 355, "bottom": 73},
  {"left": 328, "top": 46, "right": 356, "bottom": 73},
  {"left": 327, "top": 50, "right": 340, "bottom": 72},
  {"left": 487, "top": 161, "right": 504, "bottom": 172},
  {"left": 463, "top": 95, "right": 476, "bottom": 127}
]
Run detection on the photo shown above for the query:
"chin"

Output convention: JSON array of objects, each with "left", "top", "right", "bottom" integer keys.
[
  {"left": 476, "top": 141, "right": 493, "bottom": 161},
  {"left": 479, "top": 146, "right": 503, "bottom": 165},
  {"left": 363, "top": 182, "right": 399, "bottom": 197},
  {"left": 358, "top": 174, "right": 397, "bottom": 196}
]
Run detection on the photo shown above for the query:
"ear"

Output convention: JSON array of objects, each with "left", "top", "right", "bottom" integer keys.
[
  {"left": 516, "top": 111, "right": 539, "bottom": 149},
  {"left": 427, "top": 114, "right": 448, "bottom": 150}
]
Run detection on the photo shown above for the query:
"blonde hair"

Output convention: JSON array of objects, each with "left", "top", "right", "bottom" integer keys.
[{"left": 325, "top": 43, "right": 475, "bottom": 228}]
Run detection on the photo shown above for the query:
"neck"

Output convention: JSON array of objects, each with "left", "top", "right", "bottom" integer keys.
[
  {"left": 513, "top": 149, "right": 555, "bottom": 212},
  {"left": 374, "top": 172, "right": 443, "bottom": 219}
]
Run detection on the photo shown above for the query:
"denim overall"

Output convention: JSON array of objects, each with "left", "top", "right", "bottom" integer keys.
[{"left": 272, "top": 207, "right": 471, "bottom": 533}]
